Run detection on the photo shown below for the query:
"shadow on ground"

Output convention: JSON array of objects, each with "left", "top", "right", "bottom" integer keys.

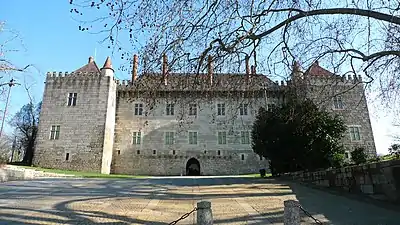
[
  {"left": 1, "top": 177, "right": 400, "bottom": 224},
  {"left": 0, "top": 177, "right": 289, "bottom": 224}
]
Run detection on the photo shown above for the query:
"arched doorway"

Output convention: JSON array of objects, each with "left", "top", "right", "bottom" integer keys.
[{"left": 186, "top": 158, "right": 200, "bottom": 176}]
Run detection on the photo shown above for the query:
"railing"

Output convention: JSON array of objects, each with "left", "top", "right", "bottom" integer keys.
[
  {"left": 169, "top": 201, "right": 213, "bottom": 225},
  {"left": 169, "top": 200, "right": 322, "bottom": 225},
  {"left": 284, "top": 200, "right": 323, "bottom": 225}
]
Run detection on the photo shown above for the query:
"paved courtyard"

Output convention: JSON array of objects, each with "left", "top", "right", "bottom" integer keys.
[{"left": 0, "top": 176, "right": 399, "bottom": 224}]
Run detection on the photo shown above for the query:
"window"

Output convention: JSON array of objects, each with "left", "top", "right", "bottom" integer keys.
[
  {"left": 117, "top": 150, "right": 121, "bottom": 155},
  {"left": 217, "top": 150, "right": 221, "bottom": 156},
  {"left": 241, "top": 131, "right": 250, "bottom": 144},
  {"left": 189, "top": 103, "right": 197, "bottom": 116},
  {"left": 50, "top": 125, "right": 60, "bottom": 140},
  {"left": 267, "top": 104, "right": 275, "bottom": 112},
  {"left": 132, "top": 132, "right": 141, "bottom": 145},
  {"left": 333, "top": 96, "right": 344, "bottom": 109},
  {"left": 166, "top": 103, "right": 175, "bottom": 116},
  {"left": 349, "top": 126, "right": 361, "bottom": 141},
  {"left": 65, "top": 153, "right": 70, "bottom": 161},
  {"left": 165, "top": 132, "right": 175, "bottom": 145},
  {"left": 189, "top": 131, "right": 198, "bottom": 145},
  {"left": 239, "top": 103, "right": 248, "bottom": 115},
  {"left": 134, "top": 103, "right": 144, "bottom": 115},
  {"left": 241, "top": 154, "right": 245, "bottom": 160},
  {"left": 137, "top": 150, "right": 140, "bottom": 154},
  {"left": 173, "top": 150, "right": 176, "bottom": 155},
  {"left": 217, "top": 131, "right": 227, "bottom": 144},
  {"left": 67, "top": 93, "right": 77, "bottom": 106},
  {"left": 153, "top": 150, "right": 157, "bottom": 155},
  {"left": 217, "top": 103, "right": 225, "bottom": 116}
]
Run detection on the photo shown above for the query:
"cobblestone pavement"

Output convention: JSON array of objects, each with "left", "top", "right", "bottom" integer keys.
[{"left": 0, "top": 176, "right": 399, "bottom": 224}]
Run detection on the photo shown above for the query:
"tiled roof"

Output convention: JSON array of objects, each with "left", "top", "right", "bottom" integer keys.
[
  {"left": 73, "top": 61, "right": 101, "bottom": 74},
  {"left": 120, "top": 73, "right": 280, "bottom": 91},
  {"left": 306, "top": 61, "right": 334, "bottom": 77}
]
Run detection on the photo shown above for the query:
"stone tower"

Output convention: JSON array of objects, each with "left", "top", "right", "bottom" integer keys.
[
  {"left": 33, "top": 57, "right": 117, "bottom": 174},
  {"left": 291, "top": 61, "right": 377, "bottom": 157}
]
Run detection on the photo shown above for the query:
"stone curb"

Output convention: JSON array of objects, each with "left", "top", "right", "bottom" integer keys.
[{"left": 0, "top": 165, "right": 75, "bottom": 183}]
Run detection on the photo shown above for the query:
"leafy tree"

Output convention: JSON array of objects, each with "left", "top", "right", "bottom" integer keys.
[
  {"left": 389, "top": 143, "right": 400, "bottom": 158},
  {"left": 9, "top": 101, "right": 41, "bottom": 165},
  {"left": 251, "top": 99, "right": 346, "bottom": 175},
  {"left": 351, "top": 147, "right": 368, "bottom": 165}
]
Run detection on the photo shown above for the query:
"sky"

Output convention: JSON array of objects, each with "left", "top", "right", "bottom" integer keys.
[{"left": 1, "top": 1, "right": 399, "bottom": 155}]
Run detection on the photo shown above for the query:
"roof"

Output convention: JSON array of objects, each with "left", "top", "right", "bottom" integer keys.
[
  {"left": 73, "top": 61, "right": 101, "bottom": 73},
  {"left": 119, "top": 73, "right": 280, "bottom": 92},
  {"left": 306, "top": 61, "right": 334, "bottom": 77}
]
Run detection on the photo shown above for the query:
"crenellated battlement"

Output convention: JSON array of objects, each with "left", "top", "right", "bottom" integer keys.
[
  {"left": 305, "top": 73, "right": 363, "bottom": 86},
  {"left": 44, "top": 70, "right": 116, "bottom": 90},
  {"left": 46, "top": 71, "right": 101, "bottom": 78}
]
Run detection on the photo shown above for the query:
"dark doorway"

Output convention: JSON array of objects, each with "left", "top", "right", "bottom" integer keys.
[{"left": 186, "top": 158, "right": 200, "bottom": 176}]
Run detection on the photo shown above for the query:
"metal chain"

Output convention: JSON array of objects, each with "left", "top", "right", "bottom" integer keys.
[
  {"left": 169, "top": 207, "right": 197, "bottom": 225},
  {"left": 299, "top": 205, "right": 323, "bottom": 224}
]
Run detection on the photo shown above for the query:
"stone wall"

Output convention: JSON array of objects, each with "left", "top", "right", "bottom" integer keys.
[
  {"left": 0, "top": 165, "right": 74, "bottom": 183},
  {"left": 33, "top": 72, "right": 114, "bottom": 173},
  {"left": 112, "top": 149, "right": 267, "bottom": 175},
  {"left": 283, "top": 160, "right": 400, "bottom": 202},
  {"left": 111, "top": 91, "right": 271, "bottom": 175},
  {"left": 304, "top": 76, "right": 376, "bottom": 157}
]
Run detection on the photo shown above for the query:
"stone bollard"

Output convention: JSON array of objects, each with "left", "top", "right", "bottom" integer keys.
[
  {"left": 197, "top": 200, "right": 213, "bottom": 225},
  {"left": 284, "top": 200, "right": 301, "bottom": 225}
]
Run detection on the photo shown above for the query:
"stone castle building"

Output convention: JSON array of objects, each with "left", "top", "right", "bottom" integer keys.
[{"left": 32, "top": 55, "right": 376, "bottom": 175}]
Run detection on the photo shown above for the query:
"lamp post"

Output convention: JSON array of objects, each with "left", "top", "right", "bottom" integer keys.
[{"left": 0, "top": 78, "right": 20, "bottom": 138}]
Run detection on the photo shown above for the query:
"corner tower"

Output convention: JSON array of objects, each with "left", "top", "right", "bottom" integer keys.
[{"left": 33, "top": 57, "right": 117, "bottom": 174}]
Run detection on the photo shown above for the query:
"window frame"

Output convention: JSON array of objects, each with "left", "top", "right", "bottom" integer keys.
[
  {"left": 189, "top": 103, "right": 197, "bottom": 116},
  {"left": 50, "top": 125, "right": 60, "bottom": 140},
  {"left": 166, "top": 103, "right": 175, "bottom": 116},
  {"left": 333, "top": 95, "right": 344, "bottom": 110},
  {"left": 217, "top": 103, "right": 226, "bottom": 116},
  {"left": 239, "top": 103, "right": 249, "bottom": 116},
  {"left": 165, "top": 131, "right": 175, "bottom": 145},
  {"left": 217, "top": 131, "right": 227, "bottom": 145},
  {"left": 240, "top": 131, "right": 250, "bottom": 144},
  {"left": 132, "top": 131, "right": 142, "bottom": 145},
  {"left": 188, "top": 131, "right": 198, "bottom": 145},
  {"left": 349, "top": 126, "right": 361, "bottom": 141},
  {"left": 134, "top": 103, "right": 144, "bottom": 116},
  {"left": 67, "top": 93, "right": 77, "bottom": 106}
]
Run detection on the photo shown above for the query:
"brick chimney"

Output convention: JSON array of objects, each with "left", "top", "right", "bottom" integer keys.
[
  {"left": 162, "top": 53, "right": 168, "bottom": 85},
  {"left": 132, "top": 54, "right": 138, "bottom": 81},
  {"left": 251, "top": 65, "right": 256, "bottom": 75},
  {"left": 207, "top": 55, "right": 213, "bottom": 85},
  {"left": 245, "top": 57, "right": 250, "bottom": 75}
]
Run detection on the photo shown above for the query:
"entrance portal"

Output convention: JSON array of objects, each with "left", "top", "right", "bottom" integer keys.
[{"left": 186, "top": 158, "right": 200, "bottom": 176}]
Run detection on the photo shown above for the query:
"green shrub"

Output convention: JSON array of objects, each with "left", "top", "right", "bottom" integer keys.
[{"left": 351, "top": 147, "right": 368, "bottom": 164}]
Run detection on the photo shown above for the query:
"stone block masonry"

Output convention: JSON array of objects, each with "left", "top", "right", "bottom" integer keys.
[
  {"left": 32, "top": 56, "right": 376, "bottom": 176},
  {"left": 283, "top": 159, "right": 400, "bottom": 203},
  {"left": 33, "top": 71, "right": 116, "bottom": 173}
]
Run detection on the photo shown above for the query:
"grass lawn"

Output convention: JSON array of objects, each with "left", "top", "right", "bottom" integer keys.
[
  {"left": 12, "top": 165, "right": 271, "bottom": 179},
  {"left": 15, "top": 166, "right": 148, "bottom": 179},
  {"left": 240, "top": 173, "right": 272, "bottom": 178}
]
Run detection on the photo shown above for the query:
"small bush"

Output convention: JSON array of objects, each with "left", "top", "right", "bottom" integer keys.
[
  {"left": 330, "top": 152, "right": 345, "bottom": 168},
  {"left": 351, "top": 147, "right": 368, "bottom": 165}
]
